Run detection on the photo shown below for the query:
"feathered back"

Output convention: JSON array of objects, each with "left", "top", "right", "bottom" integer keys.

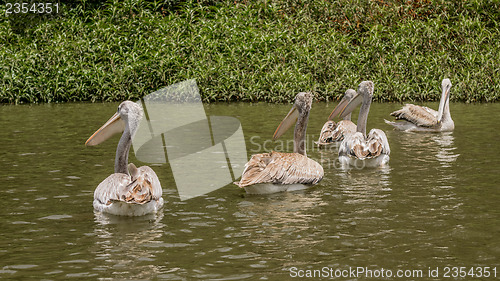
[
  {"left": 390, "top": 104, "right": 438, "bottom": 127},
  {"left": 340, "top": 129, "right": 390, "bottom": 160},
  {"left": 235, "top": 151, "right": 323, "bottom": 187}
]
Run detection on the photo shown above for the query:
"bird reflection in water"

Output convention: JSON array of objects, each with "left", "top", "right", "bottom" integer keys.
[
  {"left": 336, "top": 167, "right": 392, "bottom": 209},
  {"left": 392, "top": 131, "right": 459, "bottom": 191},
  {"left": 236, "top": 192, "right": 327, "bottom": 260},
  {"left": 91, "top": 212, "right": 166, "bottom": 279},
  {"left": 432, "top": 132, "right": 459, "bottom": 168}
]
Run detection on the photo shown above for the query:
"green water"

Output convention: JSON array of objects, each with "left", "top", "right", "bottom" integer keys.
[{"left": 1, "top": 102, "right": 499, "bottom": 280}]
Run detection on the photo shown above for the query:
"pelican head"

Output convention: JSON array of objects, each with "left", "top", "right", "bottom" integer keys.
[
  {"left": 336, "top": 81, "right": 374, "bottom": 137},
  {"left": 338, "top": 81, "right": 374, "bottom": 119},
  {"left": 85, "top": 101, "right": 144, "bottom": 174},
  {"left": 117, "top": 101, "right": 142, "bottom": 125},
  {"left": 344, "top": 88, "right": 357, "bottom": 101},
  {"left": 85, "top": 101, "right": 142, "bottom": 146},
  {"left": 272, "top": 92, "right": 313, "bottom": 156},
  {"left": 294, "top": 92, "right": 313, "bottom": 116},
  {"left": 358, "top": 81, "right": 374, "bottom": 98},
  {"left": 437, "top": 78, "right": 452, "bottom": 123},
  {"left": 273, "top": 92, "right": 312, "bottom": 140},
  {"left": 328, "top": 89, "right": 357, "bottom": 120}
]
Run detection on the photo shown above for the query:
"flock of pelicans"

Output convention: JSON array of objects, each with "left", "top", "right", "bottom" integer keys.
[{"left": 85, "top": 79, "right": 454, "bottom": 216}]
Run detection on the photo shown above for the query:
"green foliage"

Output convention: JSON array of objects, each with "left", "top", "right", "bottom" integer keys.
[{"left": 1, "top": 0, "right": 499, "bottom": 103}]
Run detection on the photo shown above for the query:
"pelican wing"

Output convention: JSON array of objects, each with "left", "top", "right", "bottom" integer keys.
[
  {"left": 94, "top": 164, "right": 162, "bottom": 206},
  {"left": 331, "top": 120, "right": 357, "bottom": 141},
  {"left": 316, "top": 120, "right": 356, "bottom": 145},
  {"left": 340, "top": 132, "right": 368, "bottom": 159},
  {"left": 340, "top": 130, "right": 390, "bottom": 160},
  {"left": 390, "top": 104, "right": 438, "bottom": 127},
  {"left": 316, "top": 120, "right": 336, "bottom": 144},
  {"left": 421, "top": 106, "right": 438, "bottom": 116},
  {"left": 366, "top": 129, "right": 390, "bottom": 157},
  {"left": 235, "top": 151, "right": 323, "bottom": 187},
  {"left": 135, "top": 165, "right": 163, "bottom": 201},
  {"left": 93, "top": 173, "right": 132, "bottom": 206}
]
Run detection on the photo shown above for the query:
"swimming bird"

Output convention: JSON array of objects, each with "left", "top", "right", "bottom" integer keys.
[
  {"left": 316, "top": 89, "right": 357, "bottom": 146},
  {"left": 234, "top": 92, "right": 324, "bottom": 194},
  {"left": 338, "top": 81, "right": 390, "bottom": 167},
  {"left": 86, "top": 101, "right": 164, "bottom": 216},
  {"left": 385, "top": 79, "right": 454, "bottom": 132}
]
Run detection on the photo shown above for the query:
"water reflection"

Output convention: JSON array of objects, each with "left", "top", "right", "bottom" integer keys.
[
  {"left": 337, "top": 166, "right": 392, "bottom": 188},
  {"left": 235, "top": 192, "right": 328, "bottom": 269},
  {"left": 1, "top": 102, "right": 499, "bottom": 280},
  {"left": 432, "top": 132, "right": 460, "bottom": 168},
  {"left": 398, "top": 132, "right": 459, "bottom": 166},
  {"left": 92, "top": 212, "right": 166, "bottom": 279},
  {"left": 396, "top": 131, "right": 459, "bottom": 190},
  {"left": 238, "top": 192, "right": 325, "bottom": 226}
]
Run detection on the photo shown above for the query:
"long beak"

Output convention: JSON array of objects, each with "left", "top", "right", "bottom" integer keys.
[
  {"left": 328, "top": 96, "right": 351, "bottom": 120},
  {"left": 436, "top": 87, "right": 450, "bottom": 123},
  {"left": 85, "top": 112, "right": 125, "bottom": 146},
  {"left": 273, "top": 106, "right": 299, "bottom": 140},
  {"left": 338, "top": 93, "right": 363, "bottom": 119}
]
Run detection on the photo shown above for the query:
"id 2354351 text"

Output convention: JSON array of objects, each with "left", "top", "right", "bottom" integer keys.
[{"left": 5, "top": 2, "right": 59, "bottom": 15}]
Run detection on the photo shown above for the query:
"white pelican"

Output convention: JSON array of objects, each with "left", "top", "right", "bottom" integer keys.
[
  {"left": 316, "top": 89, "right": 357, "bottom": 146},
  {"left": 86, "top": 101, "right": 164, "bottom": 216},
  {"left": 338, "top": 81, "right": 390, "bottom": 167},
  {"left": 234, "top": 92, "right": 324, "bottom": 194},
  {"left": 385, "top": 78, "right": 454, "bottom": 132}
]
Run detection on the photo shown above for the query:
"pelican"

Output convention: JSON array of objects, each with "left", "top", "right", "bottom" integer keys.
[
  {"left": 315, "top": 89, "right": 357, "bottom": 146},
  {"left": 85, "top": 101, "right": 164, "bottom": 216},
  {"left": 385, "top": 79, "right": 454, "bottom": 132},
  {"left": 338, "top": 81, "right": 390, "bottom": 167},
  {"left": 234, "top": 92, "right": 324, "bottom": 194}
]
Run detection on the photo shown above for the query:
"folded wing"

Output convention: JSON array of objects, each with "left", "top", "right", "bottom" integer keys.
[
  {"left": 390, "top": 104, "right": 438, "bottom": 127},
  {"left": 94, "top": 164, "right": 162, "bottom": 206},
  {"left": 235, "top": 151, "right": 324, "bottom": 187},
  {"left": 332, "top": 120, "right": 357, "bottom": 141},
  {"left": 316, "top": 120, "right": 356, "bottom": 145},
  {"left": 316, "top": 120, "right": 336, "bottom": 144},
  {"left": 340, "top": 130, "right": 390, "bottom": 160}
]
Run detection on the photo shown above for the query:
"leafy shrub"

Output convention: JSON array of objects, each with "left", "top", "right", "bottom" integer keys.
[{"left": 1, "top": 0, "right": 499, "bottom": 103}]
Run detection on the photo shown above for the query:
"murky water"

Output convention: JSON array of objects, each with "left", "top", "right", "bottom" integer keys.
[{"left": 1, "top": 102, "right": 499, "bottom": 280}]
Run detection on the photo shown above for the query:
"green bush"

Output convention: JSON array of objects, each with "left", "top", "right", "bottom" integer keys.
[{"left": 1, "top": 0, "right": 499, "bottom": 103}]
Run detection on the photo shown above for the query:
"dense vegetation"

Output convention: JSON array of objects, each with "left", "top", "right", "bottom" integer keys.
[{"left": 1, "top": 0, "right": 499, "bottom": 103}]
